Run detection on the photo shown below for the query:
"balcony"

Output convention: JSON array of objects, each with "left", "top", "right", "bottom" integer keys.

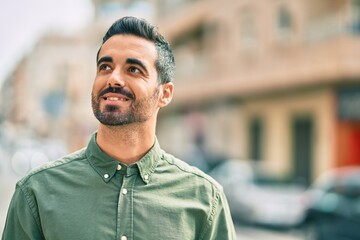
[{"left": 171, "top": 35, "right": 360, "bottom": 106}]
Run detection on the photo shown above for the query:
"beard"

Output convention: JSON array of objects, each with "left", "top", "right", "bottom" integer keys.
[{"left": 91, "top": 87, "right": 160, "bottom": 126}]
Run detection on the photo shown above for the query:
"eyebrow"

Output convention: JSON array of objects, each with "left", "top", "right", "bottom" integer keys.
[
  {"left": 97, "top": 56, "right": 113, "bottom": 66},
  {"left": 126, "top": 58, "right": 148, "bottom": 74}
]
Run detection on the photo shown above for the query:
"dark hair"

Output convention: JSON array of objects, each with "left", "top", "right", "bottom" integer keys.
[{"left": 97, "top": 16, "right": 175, "bottom": 84}]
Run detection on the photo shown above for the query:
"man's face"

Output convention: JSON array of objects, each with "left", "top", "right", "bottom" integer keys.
[{"left": 91, "top": 34, "right": 161, "bottom": 126}]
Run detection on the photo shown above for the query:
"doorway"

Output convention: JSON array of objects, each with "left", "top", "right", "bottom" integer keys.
[{"left": 292, "top": 117, "right": 313, "bottom": 186}]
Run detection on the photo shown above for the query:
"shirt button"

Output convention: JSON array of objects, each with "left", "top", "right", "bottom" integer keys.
[
  {"left": 121, "top": 236, "right": 127, "bottom": 240},
  {"left": 122, "top": 188, "right": 128, "bottom": 195},
  {"left": 117, "top": 164, "right": 122, "bottom": 170},
  {"left": 104, "top": 173, "right": 109, "bottom": 179},
  {"left": 144, "top": 174, "right": 149, "bottom": 180}
]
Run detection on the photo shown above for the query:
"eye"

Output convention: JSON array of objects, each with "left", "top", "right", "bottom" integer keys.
[
  {"left": 99, "top": 64, "right": 111, "bottom": 71},
  {"left": 128, "top": 66, "right": 142, "bottom": 74}
]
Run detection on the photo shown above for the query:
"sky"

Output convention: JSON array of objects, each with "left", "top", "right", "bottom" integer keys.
[{"left": 0, "top": 0, "right": 94, "bottom": 88}]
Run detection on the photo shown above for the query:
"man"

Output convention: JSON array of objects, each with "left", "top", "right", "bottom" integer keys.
[{"left": 2, "top": 17, "right": 236, "bottom": 240}]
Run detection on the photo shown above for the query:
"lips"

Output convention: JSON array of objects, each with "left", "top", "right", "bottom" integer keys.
[
  {"left": 102, "top": 93, "right": 130, "bottom": 102},
  {"left": 99, "top": 87, "right": 134, "bottom": 102}
]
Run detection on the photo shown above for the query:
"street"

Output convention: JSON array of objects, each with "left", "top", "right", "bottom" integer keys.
[{"left": 236, "top": 225, "right": 306, "bottom": 240}]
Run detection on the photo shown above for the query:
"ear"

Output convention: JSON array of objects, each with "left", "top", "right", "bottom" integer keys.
[{"left": 158, "top": 82, "right": 174, "bottom": 108}]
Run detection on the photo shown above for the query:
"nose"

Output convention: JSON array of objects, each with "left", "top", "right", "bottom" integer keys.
[{"left": 107, "top": 68, "right": 125, "bottom": 88}]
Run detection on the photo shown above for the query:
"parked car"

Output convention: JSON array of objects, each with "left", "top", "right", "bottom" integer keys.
[
  {"left": 208, "top": 159, "right": 308, "bottom": 228},
  {"left": 303, "top": 166, "right": 360, "bottom": 240}
]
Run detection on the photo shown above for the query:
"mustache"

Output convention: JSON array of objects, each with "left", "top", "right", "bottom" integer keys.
[{"left": 99, "top": 87, "right": 134, "bottom": 100}]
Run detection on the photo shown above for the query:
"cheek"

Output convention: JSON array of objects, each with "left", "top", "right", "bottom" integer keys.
[{"left": 92, "top": 78, "right": 103, "bottom": 95}]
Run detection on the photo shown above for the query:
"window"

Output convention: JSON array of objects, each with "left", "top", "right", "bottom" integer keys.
[
  {"left": 42, "top": 64, "right": 68, "bottom": 119},
  {"left": 277, "top": 6, "right": 294, "bottom": 40},
  {"left": 239, "top": 7, "right": 259, "bottom": 50},
  {"left": 350, "top": 0, "right": 360, "bottom": 34},
  {"left": 42, "top": 91, "right": 65, "bottom": 119},
  {"left": 172, "top": 25, "right": 208, "bottom": 78}
]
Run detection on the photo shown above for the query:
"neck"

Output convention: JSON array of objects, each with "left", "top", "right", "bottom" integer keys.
[{"left": 96, "top": 121, "right": 156, "bottom": 165}]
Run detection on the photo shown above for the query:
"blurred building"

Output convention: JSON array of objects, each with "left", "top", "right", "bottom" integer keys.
[
  {"left": 0, "top": 0, "right": 157, "bottom": 153},
  {"left": 1, "top": 0, "right": 359, "bottom": 185},
  {"left": 155, "top": 0, "right": 360, "bottom": 185},
  {"left": 0, "top": 31, "right": 99, "bottom": 152}
]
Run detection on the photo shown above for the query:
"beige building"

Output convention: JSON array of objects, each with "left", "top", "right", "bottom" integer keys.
[{"left": 154, "top": 0, "right": 360, "bottom": 185}]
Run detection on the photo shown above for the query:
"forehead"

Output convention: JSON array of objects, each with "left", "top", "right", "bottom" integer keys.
[{"left": 98, "top": 34, "right": 157, "bottom": 64}]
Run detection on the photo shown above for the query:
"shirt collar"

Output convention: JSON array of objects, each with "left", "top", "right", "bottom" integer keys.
[{"left": 85, "top": 132, "right": 163, "bottom": 184}]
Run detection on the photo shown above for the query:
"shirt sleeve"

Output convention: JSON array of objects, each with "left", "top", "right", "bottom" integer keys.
[
  {"left": 1, "top": 185, "right": 44, "bottom": 240},
  {"left": 200, "top": 188, "right": 237, "bottom": 240}
]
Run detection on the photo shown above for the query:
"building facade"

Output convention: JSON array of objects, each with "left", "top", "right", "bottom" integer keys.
[{"left": 155, "top": 0, "right": 360, "bottom": 185}]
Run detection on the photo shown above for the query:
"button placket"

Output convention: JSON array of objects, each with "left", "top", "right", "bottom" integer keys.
[{"left": 117, "top": 171, "right": 134, "bottom": 240}]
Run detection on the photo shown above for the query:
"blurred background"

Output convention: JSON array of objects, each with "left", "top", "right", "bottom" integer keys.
[{"left": 1, "top": 0, "right": 360, "bottom": 239}]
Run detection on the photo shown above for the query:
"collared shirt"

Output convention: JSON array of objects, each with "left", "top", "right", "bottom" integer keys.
[{"left": 2, "top": 133, "right": 236, "bottom": 240}]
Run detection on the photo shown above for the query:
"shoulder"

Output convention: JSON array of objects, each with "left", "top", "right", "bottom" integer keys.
[
  {"left": 160, "top": 151, "right": 223, "bottom": 192},
  {"left": 17, "top": 148, "right": 87, "bottom": 187}
]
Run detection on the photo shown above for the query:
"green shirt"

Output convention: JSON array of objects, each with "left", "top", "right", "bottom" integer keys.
[{"left": 2, "top": 133, "right": 236, "bottom": 240}]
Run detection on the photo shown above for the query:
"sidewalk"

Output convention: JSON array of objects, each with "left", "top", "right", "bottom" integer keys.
[{"left": 235, "top": 225, "right": 305, "bottom": 240}]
